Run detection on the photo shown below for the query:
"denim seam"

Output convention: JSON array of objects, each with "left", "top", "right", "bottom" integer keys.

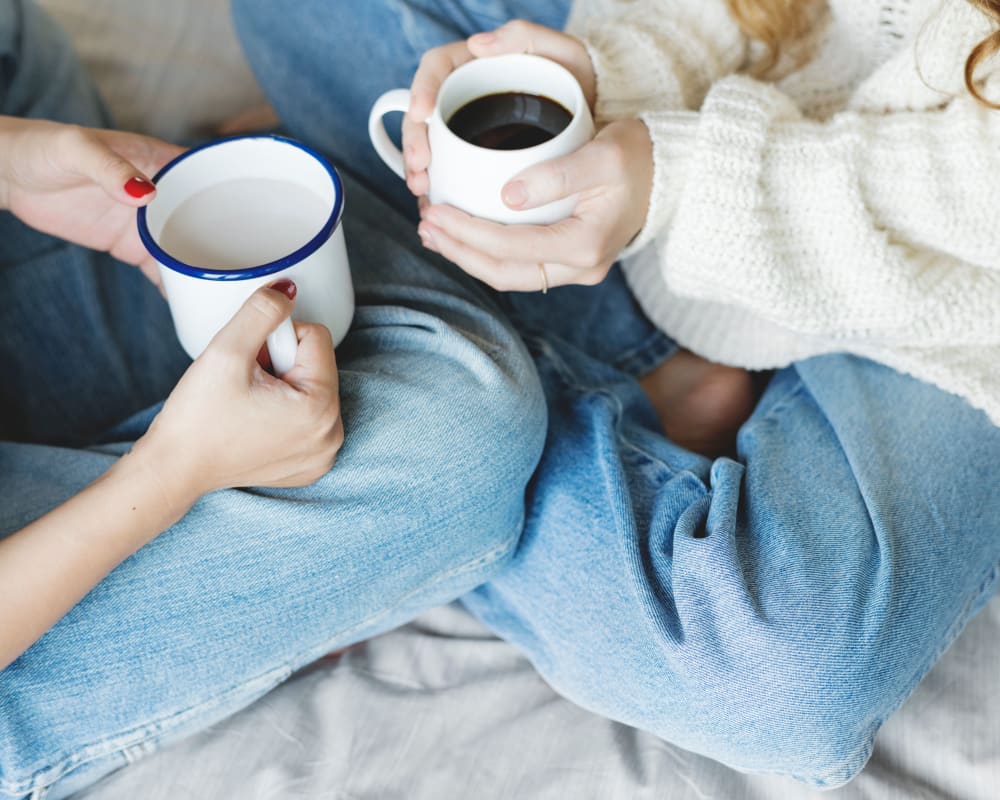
[
  {"left": 612, "top": 332, "right": 679, "bottom": 379},
  {"left": 4, "top": 526, "right": 522, "bottom": 797},
  {"left": 530, "top": 335, "right": 703, "bottom": 482}
]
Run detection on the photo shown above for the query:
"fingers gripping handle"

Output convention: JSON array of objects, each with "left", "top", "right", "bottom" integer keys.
[
  {"left": 266, "top": 318, "right": 298, "bottom": 377},
  {"left": 368, "top": 89, "right": 412, "bottom": 180}
]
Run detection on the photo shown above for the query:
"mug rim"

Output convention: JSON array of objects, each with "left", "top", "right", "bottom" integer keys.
[
  {"left": 433, "top": 53, "right": 587, "bottom": 156},
  {"left": 137, "top": 134, "right": 345, "bottom": 282}
]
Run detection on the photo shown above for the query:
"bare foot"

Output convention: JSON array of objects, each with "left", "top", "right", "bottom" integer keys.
[{"left": 639, "top": 350, "right": 757, "bottom": 458}]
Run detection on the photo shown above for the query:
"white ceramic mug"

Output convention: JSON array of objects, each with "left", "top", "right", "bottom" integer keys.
[
  {"left": 138, "top": 135, "right": 354, "bottom": 376},
  {"left": 369, "top": 54, "right": 595, "bottom": 225}
]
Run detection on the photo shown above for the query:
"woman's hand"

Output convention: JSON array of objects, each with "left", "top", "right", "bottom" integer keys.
[
  {"left": 403, "top": 20, "right": 596, "bottom": 197},
  {"left": 0, "top": 116, "right": 183, "bottom": 286},
  {"left": 404, "top": 21, "right": 654, "bottom": 290},
  {"left": 418, "top": 118, "right": 653, "bottom": 290},
  {"left": 139, "top": 281, "right": 344, "bottom": 507}
]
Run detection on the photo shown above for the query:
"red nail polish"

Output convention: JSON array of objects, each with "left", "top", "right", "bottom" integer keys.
[
  {"left": 269, "top": 279, "right": 297, "bottom": 300},
  {"left": 125, "top": 177, "right": 155, "bottom": 198}
]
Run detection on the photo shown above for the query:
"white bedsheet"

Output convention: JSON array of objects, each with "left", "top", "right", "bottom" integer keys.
[
  {"left": 78, "top": 599, "right": 1000, "bottom": 799},
  {"left": 35, "top": 2, "right": 1000, "bottom": 797}
]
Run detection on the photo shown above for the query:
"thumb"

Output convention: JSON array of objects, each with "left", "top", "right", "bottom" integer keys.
[
  {"left": 71, "top": 127, "right": 157, "bottom": 205},
  {"left": 502, "top": 136, "right": 613, "bottom": 210},
  {"left": 211, "top": 280, "right": 297, "bottom": 365}
]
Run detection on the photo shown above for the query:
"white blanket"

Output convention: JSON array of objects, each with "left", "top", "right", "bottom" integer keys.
[{"left": 78, "top": 601, "right": 1000, "bottom": 799}]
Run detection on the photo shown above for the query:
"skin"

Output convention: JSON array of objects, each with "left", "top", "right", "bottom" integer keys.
[
  {"left": 404, "top": 21, "right": 655, "bottom": 291},
  {"left": 0, "top": 116, "right": 343, "bottom": 670}
]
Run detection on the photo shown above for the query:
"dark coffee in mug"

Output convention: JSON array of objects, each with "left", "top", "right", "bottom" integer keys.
[{"left": 447, "top": 92, "right": 573, "bottom": 150}]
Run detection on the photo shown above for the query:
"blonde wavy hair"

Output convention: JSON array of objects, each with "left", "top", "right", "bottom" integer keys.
[{"left": 726, "top": 0, "right": 1000, "bottom": 106}]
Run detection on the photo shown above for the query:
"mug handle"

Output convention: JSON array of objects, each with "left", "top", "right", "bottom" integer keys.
[
  {"left": 266, "top": 317, "right": 298, "bottom": 377},
  {"left": 368, "top": 89, "right": 411, "bottom": 180}
]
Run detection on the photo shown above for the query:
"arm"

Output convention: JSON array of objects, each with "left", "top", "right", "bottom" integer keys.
[
  {"left": 637, "top": 76, "right": 1000, "bottom": 347},
  {"left": 0, "top": 115, "right": 184, "bottom": 285},
  {"left": 0, "top": 287, "right": 343, "bottom": 671}
]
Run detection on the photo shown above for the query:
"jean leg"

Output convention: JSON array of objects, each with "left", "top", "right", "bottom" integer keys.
[
  {"left": 0, "top": 0, "right": 191, "bottom": 444},
  {"left": 0, "top": 0, "right": 107, "bottom": 127},
  {"left": 0, "top": 167, "right": 547, "bottom": 799},
  {"left": 232, "top": 0, "right": 571, "bottom": 220},
  {"left": 462, "top": 341, "right": 1000, "bottom": 787}
]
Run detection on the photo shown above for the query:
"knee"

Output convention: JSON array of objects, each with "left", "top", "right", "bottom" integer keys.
[{"left": 650, "top": 625, "right": 891, "bottom": 788}]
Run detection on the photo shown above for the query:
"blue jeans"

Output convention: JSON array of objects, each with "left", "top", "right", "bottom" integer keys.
[
  {"left": 0, "top": 2, "right": 545, "bottom": 798},
  {"left": 234, "top": 0, "right": 1000, "bottom": 789}
]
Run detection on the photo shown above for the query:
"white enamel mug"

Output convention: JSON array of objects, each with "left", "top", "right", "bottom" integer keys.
[
  {"left": 138, "top": 135, "right": 354, "bottom": 376},
  {"left": 369, "top": 54, "right": 595, "bottom": 225}
]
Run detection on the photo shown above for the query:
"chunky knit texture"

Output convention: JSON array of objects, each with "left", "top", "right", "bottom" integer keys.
[{"left": 566, "top": 0, "right": 1000, "bottom": 424}]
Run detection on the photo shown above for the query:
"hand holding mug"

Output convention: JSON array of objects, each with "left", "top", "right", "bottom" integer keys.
[
  {"left": 370, "top": 21, "right": 596, "bottom": 225},
  {"left": 401, "top": 21, "right": 597, "bottom": 200},
  {"left": 370, "top": 20, "right": 655, "bottom": 291},
  {"left": 140, "top": 136, "right": 354, "bottom": 377},
  {"left": 0, "top": 116, "right": 183, "bottom": 286},
  {"left": 141, "top": 282, "right": 343, "bottom": 498},
  {"left": 419, "top": 117, "right": 653, "bottom": 291}
]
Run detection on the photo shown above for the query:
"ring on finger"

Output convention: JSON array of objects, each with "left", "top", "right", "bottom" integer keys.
[{"left": 537, "top": 262, "right": 549, "bottom": 295}]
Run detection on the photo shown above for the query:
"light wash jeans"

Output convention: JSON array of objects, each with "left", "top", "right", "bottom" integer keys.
[
  {"left": 0, "top": 2, "right": 546, "bottom": 798},
  {"left": 233, "top": 0, "right": 1000, "bottom": 789}
]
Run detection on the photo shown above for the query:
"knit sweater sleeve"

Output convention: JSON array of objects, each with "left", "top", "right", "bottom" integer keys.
[
  {"left": 631, "top": 75, "right": 1000, "bottom": 350},
  {"left": 570, "top": 0, "right": 747, "bottom": 253},
  {"left": 572, "top": 0, "right": 747, "bottom": 122}
]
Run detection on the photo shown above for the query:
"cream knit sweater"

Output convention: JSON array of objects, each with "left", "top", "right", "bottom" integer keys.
[{"left": 565, "top": 0, "right": 1000, "bottom": 424}]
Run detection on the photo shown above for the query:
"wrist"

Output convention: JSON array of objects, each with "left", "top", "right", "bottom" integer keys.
[{"left": 119, "top": 432, "right": 204, "bottom": 530}]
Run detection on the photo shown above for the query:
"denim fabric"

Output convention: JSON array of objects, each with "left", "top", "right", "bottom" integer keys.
[
  {"left": 232, "top": 0, "right": 1000, "bottom": 789},
  {"left": 0, "top": 2, "right": 545, "bottom": 798}
]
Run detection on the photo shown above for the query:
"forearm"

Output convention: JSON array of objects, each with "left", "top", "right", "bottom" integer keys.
[
  {"left": 633, "top": 76, "right": 1000, "bottom": 347},
  {"left": 0, "top": 438, "right": 198, "bottom": 670}
]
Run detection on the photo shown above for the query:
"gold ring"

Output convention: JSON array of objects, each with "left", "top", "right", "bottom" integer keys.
[{"left": 537, "top": 262, "right": 549, "bottom": 295}]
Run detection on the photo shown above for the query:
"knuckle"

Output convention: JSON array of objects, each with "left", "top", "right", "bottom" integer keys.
[
  {"left": 537, "top": 162, "right": 569, "bottom": 199},
  {"left": 248, "top": 291, "right": 286, "bottom": 319},
  {"left": 577, "top": 234, "right": 606, "bottom": 268},
  {"left": 57, "top": 124, "right": 91, "bottom": 153},
  {"left": 417, "top": 49, "right": 446, "bottom": 74}
]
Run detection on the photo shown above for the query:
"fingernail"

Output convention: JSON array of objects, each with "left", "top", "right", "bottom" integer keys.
[
  {"left": 124, "top": 177, "right": 154, "bottom": 198},
  {"left": 503, "top": 181, "right": 527, "bottom": 208},
  {"left": 268, "top": 279, "right": 297, "bottom": 300},
  {"left": 473, "top": 32, "right": 496, "bottom": 44},
  {"left": 418, "top": 225, "right": 436, "bottom": 248}
]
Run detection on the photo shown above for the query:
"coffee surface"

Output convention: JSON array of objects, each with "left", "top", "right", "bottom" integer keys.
[
  {"left": 447, "top": 92, "right": 572, "bottom": 150},
  {"left": 159, "top": 178, "right": 328, "bottom": 269}
]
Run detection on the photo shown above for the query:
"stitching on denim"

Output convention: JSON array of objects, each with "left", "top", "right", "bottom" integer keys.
[
  {"left": 529, "top": 335, "right": 704, "bottom": 483},
  {"left": 4, "top": 528, "right": 521, "bottom": 796},
  {"left": 613, "top": 333, "right": 679, "bottom": 378}
]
